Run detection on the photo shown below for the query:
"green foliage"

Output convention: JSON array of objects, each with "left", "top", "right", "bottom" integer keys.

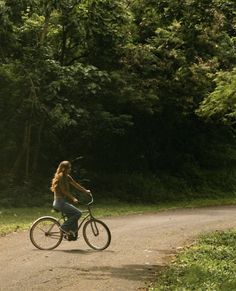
[
  {"left": 0, "top": 181, "right": 51, "bottom": 208},
  {"left": 90, "top": 164, "right": 236, "bottom": 203},
  {"left": 197, "top": 68, "right": 236, "bottom": 124},
  {"left": 0, "top": 0, "right": 236, "bottom": 204},
  {"left": 0, "top": 207, "right": 56, "bottom": 236},
  {"left": 153, "top": 230, "right": 236, "bottom": 290}
]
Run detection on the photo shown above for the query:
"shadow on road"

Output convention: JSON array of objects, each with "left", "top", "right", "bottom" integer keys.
[
  {"left": 58, "top": 264, "right": 165, "bottom": 282},
  {"left": 31, "top": 248, "right": 115, "bottom": 255},
  {"left": 58, "top": 249, "right": 94, "bottom": 254},
  {"left": 53, "top": 248, "right": 115, "bottom": 255}
]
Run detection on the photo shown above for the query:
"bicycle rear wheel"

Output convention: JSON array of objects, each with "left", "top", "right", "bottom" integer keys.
[
  {"left": 30, "top": 216, "right": 63, "bottom": 250},
  {"left": 83, "top": 219, "right": 111, "bottom": 250}
]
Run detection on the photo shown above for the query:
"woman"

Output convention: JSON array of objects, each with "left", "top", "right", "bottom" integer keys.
[{"left": 50, "top": 160, "right": 91, "bottom": 240}]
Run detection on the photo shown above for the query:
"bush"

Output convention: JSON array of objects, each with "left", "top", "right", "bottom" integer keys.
[
  {"left": 1, "top": 163, "right": 236, "bottom": 207},
  {"left": 90, "top": 166, "right": 236, "bottom": 203},
  {"left": 153, "top": 230, "right": 236, "bottom": 290},
  {"left": 0, "top": 183, "right": 51, "bottom": 208}
]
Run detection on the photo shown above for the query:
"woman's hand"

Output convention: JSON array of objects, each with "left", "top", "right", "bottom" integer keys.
[
  {"left": 86, "top": 190, "right": 92, "bottom": 196},
  {"left": 73, "top": 197, "right": 79, "bottom": 203}
]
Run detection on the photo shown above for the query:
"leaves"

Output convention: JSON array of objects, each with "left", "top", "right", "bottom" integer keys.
[
  {"left": 0, "top": 0, "right": 236, "bottom": 183},
  {"left": 154, "top": 230, "right": 236, "bottom": 290},
  {"left": 197, "top": 68, "right": 236, "bottom": 124}
]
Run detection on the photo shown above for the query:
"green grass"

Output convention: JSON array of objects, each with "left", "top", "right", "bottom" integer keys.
[
  {"left": 1, "top": 197, "right": 236, "bottom": 236},
  {"left": 0, "top": 207, "right": 57, "bottom": 236},
  {"left": 151, "top": 229, "right": 236, "bottom": 291}
]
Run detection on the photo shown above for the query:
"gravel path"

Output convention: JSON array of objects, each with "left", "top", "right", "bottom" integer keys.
[{"left": 1, "top": 205, "right": 236, "bottom": 291}]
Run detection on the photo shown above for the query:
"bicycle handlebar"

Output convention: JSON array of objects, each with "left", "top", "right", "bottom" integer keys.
[
  {"left": 75, "top": 192, "right": 94, "bottom": 206},
  {"left": 87, "top": 193, "right": 93, "bottom": 206}
]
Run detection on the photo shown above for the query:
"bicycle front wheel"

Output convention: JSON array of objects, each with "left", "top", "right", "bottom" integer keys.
[
  {"left": 30, "top": 216, "right": 63, "bottom": 250},
  {"left": 83, "top": 219, "right": 111, "bottom": 250}
]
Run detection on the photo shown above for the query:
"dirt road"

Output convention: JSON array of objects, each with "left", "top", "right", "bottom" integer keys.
[{"left": 1, "top": 206, "right": 236, "bottom": 291}]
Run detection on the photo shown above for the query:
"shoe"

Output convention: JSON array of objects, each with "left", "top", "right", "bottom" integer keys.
[
  {"left": 67, "top": 233, "right": 78, "bottom": 241},
  {"left": 60, "top": 227, "right": 78, "bottom": 241}
]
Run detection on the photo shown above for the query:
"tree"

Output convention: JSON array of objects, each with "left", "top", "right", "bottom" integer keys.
[
  {"left": 0, "top": 0, "right": 236, "bottom": 199},
  {"left": 0, "top": 0, "right": 134, "bottom": 180},
  {"left": 197, "top": 68, "right": 236, "bottom": 126}
]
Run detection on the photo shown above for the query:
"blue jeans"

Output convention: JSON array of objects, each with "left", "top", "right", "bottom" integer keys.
[{"left": 53, "top": 199, "right": 82, "bottom": 232}]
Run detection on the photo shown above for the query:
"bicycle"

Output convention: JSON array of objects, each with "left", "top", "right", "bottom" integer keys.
[{"left": 29, "top": 194, "right": 111, "bottom": 251}]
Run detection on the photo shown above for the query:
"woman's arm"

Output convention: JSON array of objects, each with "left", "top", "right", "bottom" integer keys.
[{"left": 68, "top": 175, "right": 91, "bottom": 195}]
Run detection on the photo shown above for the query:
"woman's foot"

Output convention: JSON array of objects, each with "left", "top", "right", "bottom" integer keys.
[
  {"left": 60, "top": 227, "right": 78, "bottom": 241},
  {"left": 67, "top": 232, "right": 78, "bottom": 241}
]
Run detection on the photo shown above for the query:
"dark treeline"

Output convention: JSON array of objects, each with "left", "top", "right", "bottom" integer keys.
[{"left": 0, "top": 0, "right": 236, "bottom": 206}]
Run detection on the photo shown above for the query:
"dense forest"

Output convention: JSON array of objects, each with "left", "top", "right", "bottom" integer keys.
[{"left": 0, "top": 0, "right": 236, "bottom": 206}]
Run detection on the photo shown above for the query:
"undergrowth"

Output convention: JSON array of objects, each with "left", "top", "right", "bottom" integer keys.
[{"left": 152, "top": 230, "right": 236, "bottom": 291}]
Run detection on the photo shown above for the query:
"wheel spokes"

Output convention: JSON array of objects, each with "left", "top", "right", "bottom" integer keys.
[
  {"left": 83, "top": 220, "right": 111, "bottom": 250},
  {"left": 30, "top": 217, "right": 63, "bottom": 250}
]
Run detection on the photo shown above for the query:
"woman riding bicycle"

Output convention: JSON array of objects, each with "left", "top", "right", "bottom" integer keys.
[{"left": 50, "top": 160, "right": 91, "bottom": 240}]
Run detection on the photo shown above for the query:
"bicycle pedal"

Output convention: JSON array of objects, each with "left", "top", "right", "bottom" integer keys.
[{"left": 63, "top": 234, "right": 68, "bottom": 240}]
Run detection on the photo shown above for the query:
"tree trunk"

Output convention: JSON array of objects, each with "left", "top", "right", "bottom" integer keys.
[
  {"left": 32, "top": 117, "right": 45, "bottom": 174},
  {"left": 10, "top": 121, "right": 31, "bottom": 178},
  {"left": 38, "top": 8, "right": 51, "bottom": 45},
  {"left": 60, "top": 24, "right": 67, "bottom": 65},
  {"left": 25, "top": 121, "right": 32, "bottom": 181}
]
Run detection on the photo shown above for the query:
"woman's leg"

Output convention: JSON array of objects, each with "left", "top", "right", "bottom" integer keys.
[{"left": 60, "top": 202, "right": 82, "bottom": 232}]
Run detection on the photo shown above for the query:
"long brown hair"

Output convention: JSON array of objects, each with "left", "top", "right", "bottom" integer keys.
[{"left": 50, "top": 161, "right": 71, "bottom": 192}]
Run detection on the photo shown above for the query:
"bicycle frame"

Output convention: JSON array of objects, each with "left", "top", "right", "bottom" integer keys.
[{"left": 57, "top": 195, "right": 95, "bottom": 232}]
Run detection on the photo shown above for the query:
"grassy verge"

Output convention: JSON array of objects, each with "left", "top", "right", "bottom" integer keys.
[
  {"left": 151, "top": 229, "right": 236, "bottom": 290},
  {"left": 1, "top": 197, "right": 236, "bottom": 236}
]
